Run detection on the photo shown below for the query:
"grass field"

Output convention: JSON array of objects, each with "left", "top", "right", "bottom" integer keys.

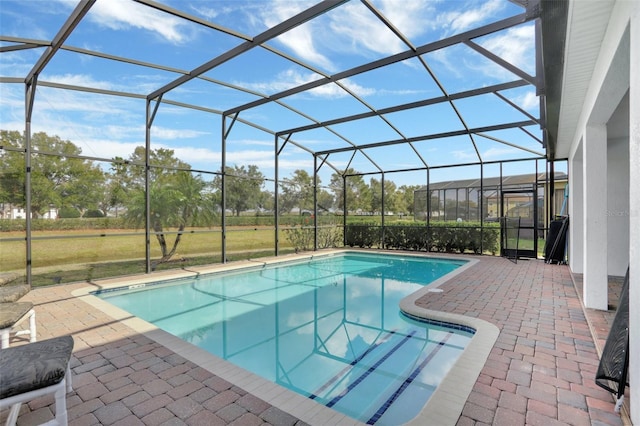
[
  {"left": 1, "top": 219, "right": 519, "bottom": 287},
  {"left": 504, "top": 236, "right": 547, "bottom": 257},
  {"left": 0, "top": 226, "right": 304, "bottom": 286}
]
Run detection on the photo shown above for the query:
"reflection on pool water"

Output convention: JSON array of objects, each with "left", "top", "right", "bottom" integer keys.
[{"left": 95, "top": 252, "right": 474, "bottom": 425}]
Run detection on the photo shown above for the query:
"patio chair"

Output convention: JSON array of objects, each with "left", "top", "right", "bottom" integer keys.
[
  {"left": 0, "top": 302, "right": 36, "bottom": 349},
  {"left": 0, "top": 335, "right": 74, "bottom": 426},
  {"left": 595, "top": 267, "right": 630, "bottom": 412}
]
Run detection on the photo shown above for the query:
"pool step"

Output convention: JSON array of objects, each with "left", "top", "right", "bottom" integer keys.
[
  {"left": 310, "top": 330, "right": 453, "bottom": 424},
  {"left": 325, "top": 330, "right": 417, "bottom": 408},
  {"left": 309, "top": 331, "right": 417, "bottom": 411},
  {"left": 365, "top": 332, "right": 453, "bottom": 424}
]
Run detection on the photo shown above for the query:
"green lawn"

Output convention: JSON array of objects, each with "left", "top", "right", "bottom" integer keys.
[
  {"left": 1, "top": 221, "right": 510, "bottom": 287},
  {"left": 505, "top": 237, "right": 547, "bottom": 257},
  {"left": 0, "top": 227, "right": 301, "bottom": 286}
]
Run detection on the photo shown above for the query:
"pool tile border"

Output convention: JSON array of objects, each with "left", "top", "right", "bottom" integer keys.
[
  {"left": 399, "top": 272, "right": 500, "bottom": 425},
  {"left": 72, "top": 249, "right": 498, "bottom": 426}
]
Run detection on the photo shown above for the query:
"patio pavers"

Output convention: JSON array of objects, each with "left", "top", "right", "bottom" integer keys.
[
  {"left": 0, "top": 255, "right": 630, "bottom": 425},
  {"left": 413, "top": 256, "right": 627, "bottom": 426}
]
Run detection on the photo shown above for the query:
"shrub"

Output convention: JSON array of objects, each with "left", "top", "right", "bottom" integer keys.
[
  {"left": 345, "top": 222, "right": 500, "bottom": 254},
  {"left": 83, "top": 209, "right": 105, "bottom": 218},
  {"left": 345, "top": 223, "right": 382, "bottom": 248},
  {"left": 58, "top": 207, "right": 81, "bottom": 218},
  {"left": 284, "top": 224, "right": 344, "bottom": 252}
]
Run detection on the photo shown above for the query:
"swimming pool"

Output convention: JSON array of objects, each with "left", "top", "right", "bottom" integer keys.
[{"left": 93, "top": 252, "right": 476, "bottom": 425}]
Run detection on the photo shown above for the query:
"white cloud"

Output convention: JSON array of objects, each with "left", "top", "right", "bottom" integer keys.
[
  {"left": 328, "top": 2, "right": 406, "bottom": 57},
  {"left": 182, "top": 147, "right": 314, "bottom": 173},
  {"left": 256, "top": 0, "right": 436, "bottom": 70},
  {"left": 429, "top": 48, "right": 464, "bottom": 79},
  {"left": 482, "top": 146, "right": 520, "bottom": 159},
  {"left": 151, "top": 126, "right": 209, "bottom": 140},
  {"left": 33, "top": 86, "right": 137, "bottom": 118},
  {"left": 234, "top": 68, "right": 315, "bottom": 94},
  {"left": 0, "top": 85, "right": 25, "bottom": 127},
  {"left": 479, "top": 24, "right": 535, "bottom": 74},
  {"left": 235, "top": 68, "right": 376, "bottom": 99},
  {"left": 438, "top": 0, "right": 504, "bottom": 35},
  {"left": 515, "top": 90, "right": 538, "bottom": 111},
  {"left": 74, "top": 139, "right": 141, "bottom": 159},
  {"left": 261, "top": 0, "right": 333, "bottom": 70},
  {"left": 0, "top": 52, "right": 40, "bottom": 79},
  {"left": 429, "top": 23, "right": 535, "bottom": 83},
  {"left": 189, "top": 4, "right": 220, "bottom": 21},
  {"left": 451, "top": 149, "right": 477, "bottom": 161},
  {"left": 231, "top": 138, "right": 273, "bottom": 148},
  {"left": 376, "top": 0, "right": 438, "bottom": 38},
  {"left": 313, "top": 78, "right": 375, "bottom": 98},
  {"left": 173, "top": 146, "right": 221, "bottom": 164},
  {"left": 40, "top": 71, "right": 174, "bottom": 96},
  {"left": 45, "top": 73, "right": 114, "bottom": 91},
  {"left": 278, "top": 25, "right": 334, "bottom": 71},
  {"left": 90, "top": 0, "right": 189, "bottom": 44}
]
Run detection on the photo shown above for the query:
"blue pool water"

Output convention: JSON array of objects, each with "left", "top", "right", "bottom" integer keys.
[{"left": 96, "top": 252, "right": 474, "bottom": 425}]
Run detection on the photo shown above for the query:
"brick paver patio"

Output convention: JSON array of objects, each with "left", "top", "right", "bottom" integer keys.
[{"left": 1, "top": 254, "right": 631, "bottom": 425}]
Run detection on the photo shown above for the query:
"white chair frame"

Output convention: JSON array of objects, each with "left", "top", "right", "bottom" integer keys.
[
  {"left": 0, "top": 308, "right": 36, "bottom": 349},
  {"left": 0, "top": 363, "right": 72, "bottom": 426}
]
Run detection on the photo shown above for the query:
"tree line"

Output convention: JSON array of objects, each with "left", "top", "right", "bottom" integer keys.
[
  {"left": 1, "top": 130, "right": 421, "bottom": 221},
  {"left": 1, "top": 131, "right": 422, "bottom": 263}
]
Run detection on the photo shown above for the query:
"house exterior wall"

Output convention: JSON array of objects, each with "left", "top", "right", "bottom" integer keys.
[
  {"left": 607, "top": 134, "right": 630, "bottom": 277},
  {"left": 582, "top": 125, "right": 608, "bottom": 310},
  {"left": 568, "top": 142, "right": 583, "bottom": 273},
  {"left": 629, "top": 2, "right": 639, "bottom": 422},
  {"left": 565, "top": 1, "right": 637, "bottom": 421}
]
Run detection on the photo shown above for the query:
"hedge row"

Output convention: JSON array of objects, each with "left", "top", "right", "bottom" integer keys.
[
  {"left": 227, "top": 215, "right": 341, "bottom": 227},
  {"left": 345, "top": 222, "right": 500, "bottom": 254},
  {"left": 0, "top": 218, "right": 128, "bottom": 232},
  {"left": 0, "top": 215, "right": 344, "bottom": 232}
]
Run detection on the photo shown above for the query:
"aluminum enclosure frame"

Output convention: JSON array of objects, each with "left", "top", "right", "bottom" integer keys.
[{"left": 0, "top": 0, "right": 568, "bottom": 282}]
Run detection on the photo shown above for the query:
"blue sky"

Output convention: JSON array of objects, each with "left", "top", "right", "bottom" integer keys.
[{"left": 0, "top": 0, "right": 556, "bottom": 187}]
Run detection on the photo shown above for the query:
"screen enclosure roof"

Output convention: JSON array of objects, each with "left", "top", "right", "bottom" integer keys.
[{"left": 0, "top": 0, "right": 567, "bottom": 180}]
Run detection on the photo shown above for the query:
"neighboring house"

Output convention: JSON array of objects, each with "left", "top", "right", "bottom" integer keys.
[
  {"left": 413, "top": 172, "right": 568, "bottom": 224},
  {"left": 0, "top": 204, "right": 57, "bottom": 219}
]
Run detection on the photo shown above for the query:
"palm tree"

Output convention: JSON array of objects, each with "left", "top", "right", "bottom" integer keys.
[{"left": 125, "top": 171, "right": 215, "bottom": 264}]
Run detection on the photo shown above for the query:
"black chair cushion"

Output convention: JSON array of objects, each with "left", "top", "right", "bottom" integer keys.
[{"left": 0, "top": 336, "right": 74, "bottom": 399}]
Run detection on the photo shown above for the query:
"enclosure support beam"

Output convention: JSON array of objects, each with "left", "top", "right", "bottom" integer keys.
[
  {"left": 425, "top": 169, "right": 430, "bottom": 229},
  {"left": 221, "top": 116, "right": 228, "bottom": 262},
  {"left": 381, "top": 173, "right": 385, "bottom": 248},
  {"left": 316, "top": 120, "right": 537, "bottom": 156},
  {"left": 23, "top": 77, "right": 36, "bottom": 286},
  {"left": 21, "top": 0, "right": 86, "bottom": 281},
  {"left": 150, "top": 0, "right": 347, "bottom": 101},
  {"left": 549, "top": 160, "right": 555, "bottom": 221},
  {"left": 25, "top": 0, "right": 95, "bottom": 84},
  {"left": 274, "top": 134, "right": 279, "bottom": 257},
  {"left": 313, "top": 155, "right": 318, "bottom": 251},
  {"left": 343, "top": 175, "right": 347, "bottom": 247},
  {"left": 232, "top": 13, "right": 529, "bottom": 115},
  {"left": 279, "top": 80, "right": 528, "bottom": 136},
  {"left": 480, "top": 164, "right": 484, "bottom": 254},
  {"left": 144, "top": 100, "right": 152, "bottom": 273}
]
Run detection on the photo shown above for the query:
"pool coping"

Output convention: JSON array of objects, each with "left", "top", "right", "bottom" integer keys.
[{"left": 71, "top": 249, "right": 499, "bottom": 426}]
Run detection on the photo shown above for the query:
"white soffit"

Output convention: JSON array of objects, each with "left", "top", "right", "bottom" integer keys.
[{"left": 555, "top": 0, "right": 615, "bottom": 158}]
